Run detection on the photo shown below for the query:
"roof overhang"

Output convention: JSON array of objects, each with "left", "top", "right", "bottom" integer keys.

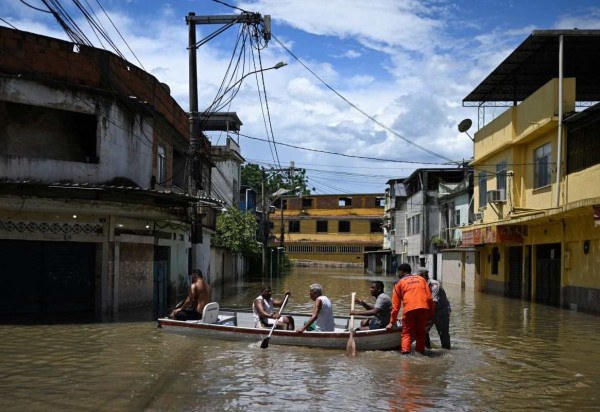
[{"left": 463, "top": 30, "right": 600, "bottom": 107}]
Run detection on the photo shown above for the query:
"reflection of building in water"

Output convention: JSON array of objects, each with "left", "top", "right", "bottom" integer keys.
[{"left": 270, "top": 193, "right": 385, "bottom": 265}]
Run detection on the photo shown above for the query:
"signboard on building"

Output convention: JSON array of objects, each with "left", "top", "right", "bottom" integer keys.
[{"left": 461, "top": 225, "right": 526, "bottom": 246}]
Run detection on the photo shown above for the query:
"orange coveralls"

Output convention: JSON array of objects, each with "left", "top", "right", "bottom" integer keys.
[{"left": 390, "top": 274, "right": 435, "bottom": 353}]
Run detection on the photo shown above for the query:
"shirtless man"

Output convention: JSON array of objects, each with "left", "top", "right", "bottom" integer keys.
[{"left": 170, "top": 269, "right": 211, "bottom": 321}]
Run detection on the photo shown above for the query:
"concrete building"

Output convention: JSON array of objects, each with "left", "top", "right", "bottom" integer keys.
[
  {"left": 437, "top": 171, "right": 478, "bottom": 289},
  {"left": 272, "top": 193, "right": 385, "bottom": 266},
  {"left": 210, "top": 134, "right": 248, "bottom": 290},
  {"left": 394, "top": 168, "right": 466, "bottom": 278},
  {"left": 461, "top": 30, "right": 600, "bottom": 312},
  {"left": 381, "top": 178, "right": 407, "bottom": 274},
  {"left": 0, "top": 27, "right": 216, "bottom": 316}
]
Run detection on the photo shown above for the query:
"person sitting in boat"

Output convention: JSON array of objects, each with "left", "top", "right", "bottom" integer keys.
[
  {"left": 170, "top": 269, "right": 211, "bottom": 321},
  {"left": 350, "top": 281, "right": 391, "bottom": 330},
  {"left": 253, "top": 285, "right": 294, "bottom": 330},
  {"left": 297, "top": 283, "right": 335, "bottom": 332}
]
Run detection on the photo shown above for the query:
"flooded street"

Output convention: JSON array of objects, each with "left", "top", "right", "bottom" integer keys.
[{"left": 1, "top": 267, "right": 599, "bottom": 411}]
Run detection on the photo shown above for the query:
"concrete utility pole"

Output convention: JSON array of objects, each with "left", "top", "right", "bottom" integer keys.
[{"left": 185, "top": 11, "right": 271, "bottom": 269}]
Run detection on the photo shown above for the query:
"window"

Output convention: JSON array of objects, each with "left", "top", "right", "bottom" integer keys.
[
  {"left": 567, "top": 121, "right": 600, "bottom": 174},
  {"left": 478, "top": 171, "right": 487, "bottom": 208},
  {"left": 407, "top": 215, "right": 420, "bottom": 235},
  {"left": 157, "top": 145, "right": 166, "bottom": 183},
  {"left": 534, "top": 143, "right": 552, "bottom": 188},
  {"left": 375, "top": 197, "right": 385, "bottom": 207},
  {"left": 338, "top": 221, "right": 350, "bottom": 233},
  {"left": 455, "top": 210, "right": 461, "bottom": 226},
  {"left": 302, "top": 198, "right": 313, "bottom": 208},
  {"left": 370, "top": 220, "right": 382, "bottom": 233},
  {"left": 496, "top": 161, "right": 507, "bottom": 199},
  {"left": 1, "top": 101, "right": 98, "bottom": 163},
  {"left": 338, "top": 197, "right": 352, "bottom": 207},
  {"left": 316, "top": 220, "right": 328, "bottom": 233},
  {"left": 288, "top": 220, "right": 300, "bottom": 233}
]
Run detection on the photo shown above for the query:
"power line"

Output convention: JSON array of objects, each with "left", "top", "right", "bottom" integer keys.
[
  {"left": 272, "top": 34, "right": 455, "bottom": 164},
  {"left": 239, "top": 133, "right": 447, "bottom": 164}
]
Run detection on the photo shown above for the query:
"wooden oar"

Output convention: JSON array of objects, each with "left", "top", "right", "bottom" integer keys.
[
  {"left": 260, "top": 294, "right": 290, "bottom": 349},
  {"left": 346, "top": 292, "right": 357, "bottom": 357}
]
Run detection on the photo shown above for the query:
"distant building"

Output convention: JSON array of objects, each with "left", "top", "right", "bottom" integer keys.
[
  {"left": 391, "top": 168, "right": 466, "bottom": 277},
  {"left": 271, "top": 193, "right": 385, "bottom": 265},
  {"left": 437, "top": 170, "right": 477, "bottom": 289}
]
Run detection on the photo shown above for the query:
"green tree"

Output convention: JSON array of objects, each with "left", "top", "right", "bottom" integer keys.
[
  {"left": 241, "top": 163, "right": 311, "bottom": 196},
  {"left": 211, "top": 208, "right": 261, "bottom": 259}
]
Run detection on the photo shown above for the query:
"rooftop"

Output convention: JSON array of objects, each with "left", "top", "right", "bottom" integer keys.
[{"left": 463, "top": 30, "right": 600, "bottom": 107}]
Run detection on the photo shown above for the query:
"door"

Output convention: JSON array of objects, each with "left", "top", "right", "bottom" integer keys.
[
  {"left": 153, "top": 246, "right": 169, "bottom": 317},
  {"left": 508, "top": 247, "right": 523, "bottom": 298},
  {"left": 535, "top": 243, "right": 561, "bottom": 307},
  {"left": 0, "top": 240, "right": 95, "bottom": 314}
]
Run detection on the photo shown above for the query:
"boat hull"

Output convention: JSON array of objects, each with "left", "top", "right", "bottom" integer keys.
[{"left": 158, "top": 311, "right": 401, "bottom": 351}]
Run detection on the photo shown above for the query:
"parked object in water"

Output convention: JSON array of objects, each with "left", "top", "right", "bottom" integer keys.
[{"left": 158, "top": 303, "right": 401, "bottom": 351}]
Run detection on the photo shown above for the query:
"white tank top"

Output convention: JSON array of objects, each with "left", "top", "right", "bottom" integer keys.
[
  {"left": 253, "top": 295, "right": 274, "bottom": 325},
  {"left": 315, "top": 296, "right": 335, "bottom": 331}
]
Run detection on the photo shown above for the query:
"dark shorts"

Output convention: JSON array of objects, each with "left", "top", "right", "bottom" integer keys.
[
  {"left": 368, "top": 318, "right": 386, "bottom": 330},
  {"left": 175, "top": 308, "right": 202, "bottom": 321}
]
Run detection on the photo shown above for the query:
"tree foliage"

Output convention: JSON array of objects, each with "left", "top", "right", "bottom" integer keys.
[
  {"left": 211, "top": 208, "right": 261, "bottom": 258},
  {"left": 241, "top": 163, "right": 310, "bottom": 196}
]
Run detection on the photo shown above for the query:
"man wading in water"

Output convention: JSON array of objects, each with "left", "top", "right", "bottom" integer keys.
[{"left": 170, "top": 270, "right": 211, "bottom": 321}]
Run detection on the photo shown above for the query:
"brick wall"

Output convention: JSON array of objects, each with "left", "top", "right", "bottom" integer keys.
[{"left": 0, "top": 27, "right": 197, "bottom": 145}]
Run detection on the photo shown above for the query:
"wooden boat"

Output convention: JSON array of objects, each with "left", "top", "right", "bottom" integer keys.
[{"left": 158, "top": 302, "right": 401, "bottom": 351}]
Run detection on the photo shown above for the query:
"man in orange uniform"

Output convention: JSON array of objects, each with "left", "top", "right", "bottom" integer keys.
[{"left": 386, "top": 263, "right": 434, "bottom": 354}]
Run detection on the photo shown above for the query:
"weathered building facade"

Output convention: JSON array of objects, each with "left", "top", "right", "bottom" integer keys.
[{"left": 0, "top": 28, "right": 213, "bottom": 315}]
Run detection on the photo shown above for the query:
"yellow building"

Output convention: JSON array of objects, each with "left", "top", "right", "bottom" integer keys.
[
  {"left": 270, "top": 194, "right": 385, "bottom": 264},
  {"left": 461, "top": 30, "right": 600, "bottom": 312}
]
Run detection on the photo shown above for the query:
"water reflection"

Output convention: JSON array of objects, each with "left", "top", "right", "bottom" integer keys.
[{"left": 0, "top": 267, "right": 599, "bottom": 411}]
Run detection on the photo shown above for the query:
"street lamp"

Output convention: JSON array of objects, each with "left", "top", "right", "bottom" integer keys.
[{"left": 217, "top": 61, "right": 287, "bottom": 104}]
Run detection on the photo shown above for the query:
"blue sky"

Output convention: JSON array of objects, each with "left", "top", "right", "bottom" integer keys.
[{"left": 3, "top": 0, "right": 600, "bottom": 195}]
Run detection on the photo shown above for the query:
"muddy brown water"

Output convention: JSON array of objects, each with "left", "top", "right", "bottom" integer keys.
[{"left": 0, "top": 267, "right": 598, "bottom": 411}]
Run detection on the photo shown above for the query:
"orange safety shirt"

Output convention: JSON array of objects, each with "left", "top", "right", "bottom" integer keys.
[{"left": 390, "top": 274, "right": 435, "bottom": 323}]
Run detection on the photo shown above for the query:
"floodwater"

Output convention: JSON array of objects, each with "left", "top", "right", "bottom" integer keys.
[{"left": 0, "top": 267, "right": 599, "bottom": 411}]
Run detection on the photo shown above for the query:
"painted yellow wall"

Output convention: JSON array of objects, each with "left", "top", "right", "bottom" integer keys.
[
  {"left": 514, "top": 78, "right": 575, "bottom": 140},
  {"left": 473, "top": 107, "right": 514, "bottom": 163},
  {"left": 565, "top": 163, "right": 600, "bottom": 204},
  {"left": 473, "top": 78, "right": 578, "bottom": 216},
  {"left": 563, "top": 213, "right": 600, "bottom": 289}
]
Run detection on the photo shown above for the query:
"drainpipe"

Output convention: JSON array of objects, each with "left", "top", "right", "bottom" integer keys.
[{"left": 554, "top": 34, "right": 564, "bottom": 208}]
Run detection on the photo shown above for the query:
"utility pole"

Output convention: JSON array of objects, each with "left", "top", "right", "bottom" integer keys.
[
  {"left": 185, "top": 11, "right": 271, "bottom": 270},
  {"left": 261, "top": 168, "right": 268, "bottom": 278}
]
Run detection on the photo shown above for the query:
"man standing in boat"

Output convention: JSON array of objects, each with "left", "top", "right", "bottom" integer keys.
[
  {"left": 386, "top": 263, "right": 434, "bottom": 354},
  {"left": 170, "top": 269, "right": 211, "bottom": 321},
  {"left": 350, "top": 281, "right": 391, "bottom": 330},
  {"left": 253, "top": 285, "right": 293, "bottom": 330}
]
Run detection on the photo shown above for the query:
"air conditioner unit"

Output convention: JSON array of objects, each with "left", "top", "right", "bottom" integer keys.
[
  {"left": 474, "top": 212, "right": 483, "bottom": 221},
  {"left": 486, "top": 189, "right": 505, "bottom": 203}
]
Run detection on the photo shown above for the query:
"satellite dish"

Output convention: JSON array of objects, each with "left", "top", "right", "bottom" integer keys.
[{"left": 458, "top": 118, "right": 472, "bottom": 133}]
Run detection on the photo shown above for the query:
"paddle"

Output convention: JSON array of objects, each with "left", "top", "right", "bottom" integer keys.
[
  {"left": 346, "top": 292, "right": 357, "bottom": 357},
  {"left": 260, "top": 293, "right": 290, "bottom": 349}
]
